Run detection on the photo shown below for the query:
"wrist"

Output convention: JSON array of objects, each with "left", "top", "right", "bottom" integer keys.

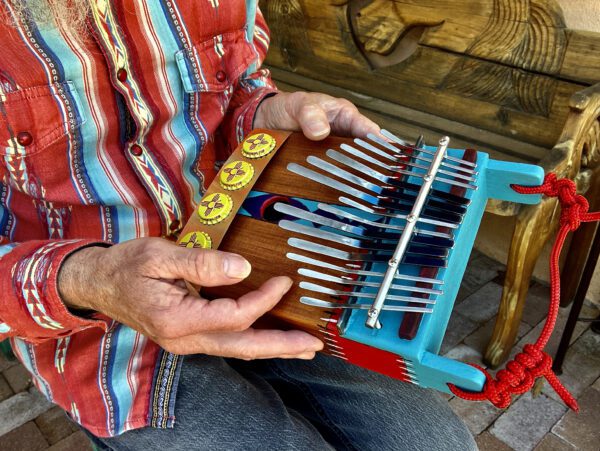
[
  {"left": 58, "top": 246, "right": 106, "bottom": 311},
  {"left": 252, "top": 91, "right": 281, "bottom": 129}
]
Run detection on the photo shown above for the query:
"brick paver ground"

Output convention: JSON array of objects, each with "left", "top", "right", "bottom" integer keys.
[{"left": 0, "top": 250, "right": 598, "bottom": 450}]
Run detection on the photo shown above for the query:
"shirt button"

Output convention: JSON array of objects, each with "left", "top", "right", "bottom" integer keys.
[
  {"left": 117, "top": 68, "right": 128, "bottom": 82},
  {"left": 130, "top": 144, "right": 143, "bottom": 156},
  {"left": 216, "top": 70, "right": 226, "bottom": 83},
  {"left": 17, "top": 131, "right": 33, "bottom": 146}
]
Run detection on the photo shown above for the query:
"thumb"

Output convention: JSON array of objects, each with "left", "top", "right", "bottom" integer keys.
[{"left": 160, "top": 245, "right": 252, "bottom": 287}]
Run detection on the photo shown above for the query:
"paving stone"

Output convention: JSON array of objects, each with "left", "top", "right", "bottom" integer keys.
[
  {"left": 0, "top": 390, "right": 53, "bottom": 436},
  {"left": 3, "top": 362, "right": 32, "bottom": 393},
  {"left": 35, "top": 406, "right": 79, "bottom": 445},
  {"left": 517, "top": 303, "right": 597, "bottom": 358},
  {"left": 449, "top": 396, "right": 504, "bottom": 435},
  {"left": 552, "top": 386, "right": 600, "bottom": 451},
  {"left": 455, "top": 282, "right": 504, "bottom": 324},
  {"left": 521, "top": 283, "right": 555, "bottom": 327},
  {"left": 475, "top": 431, "right": 513, "bottom": 451},
  {"left": 456, "top": 251, "right": 503, "bottom": 303},
  {"left": 464, "top": 315, "right": 532, "bottom": 353},
  {"left": 48, "top": 431, "right": 93, "bottom": 451},
  {"left": 444, "top": 343, "right": 486, "bottom": 368},
  {"left": 542, "top": 329, "right": 600, "bottom": 403},
  {"left": 490, "top": 393, "right": 567, "bottom": 451},
  {"left": 0, "top": 373, "right": 14, "bottom": 402},
  {"left": 0, "top": 350, "right": 17, "bottom": 372},
  {"left": 0, "top": 421, "right": 48, "bottom": 451},
  {"left": 534, "top": 433, "right": 576, "bottom": 451},
  {"left": 440, "top": 312, "right": 479, "bottom": 355}
]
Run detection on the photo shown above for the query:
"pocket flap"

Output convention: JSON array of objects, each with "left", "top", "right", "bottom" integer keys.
[
  {"left": 0, "top": 81, "right": 85, "bottom": 156},
  {"left": 175, "top": 29, "right": 256, "bottom": 93}
]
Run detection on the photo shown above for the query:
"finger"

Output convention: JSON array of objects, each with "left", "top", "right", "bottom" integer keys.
[
  {"left": 156, "top": 245, "right": 252, "bottom": 287},
  {"left": 152, "top": 276, "right": 294, "bottom": 338},
  {"left": 328, "top": 101, "right": 380, "bottom": 139},
  {"left": 299, "top": 104, "right": 331, "bottom": 140},
  {"left": 162, "top": 328, "right": 324, "bottom": 359}
]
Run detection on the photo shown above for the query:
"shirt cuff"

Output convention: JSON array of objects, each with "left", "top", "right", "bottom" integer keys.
[{"left": 6, "top": 240, "right": 110, "bottom": 342}]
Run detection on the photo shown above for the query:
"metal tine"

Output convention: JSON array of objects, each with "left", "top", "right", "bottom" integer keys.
[
  {"left": 315, "top": 202, "right": 454, "bottom": 242},
  {"left": 280, "top": 220, "right": 448, "bottom": 258},
  {"left": 378, "top": 129, "right": 478, "bottom": 169},
  {"left": 298, "top": 268, "right": 442, "bottom": 296},
  {"left": 326, "top": 149, "right": 468, "bottom": 215},
  {"left": 287, "top": 253, "right": 444, "bottom": 285},
  {"left": 347, "top": 141, "right": 475, "bottom": 183},
  {"left": 288, "top": 163, "right": 463, "bottom": 223},
  {"left": 288, "top": 238, "right": 446, "bottom": 267},
  {"left": 300, "top": 297, "right": 433, "bottom": 314},
  {"left": 275, "top": 201, "right": 452, "bottom": 241},
  {"left": 357, "top": 136, "right": 476, "bottom": 177},
  {"left": 339, "top": 143, "right": 470, "bottom": 207},
  {"left": 339, "top": 196, "right": 459, "bottom": 229},
  {"left": 300, "top": 283, "right": 436, "bottom": 305},
  {"left": 308, "top": 154, "right": 476, "bottom": 193}
]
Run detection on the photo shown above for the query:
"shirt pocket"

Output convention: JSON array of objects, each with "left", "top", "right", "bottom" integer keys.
[
  {"left": 0, "top": 82, "right": 87, "bottom": 199},
  {"left": 0, "top": 82, "right": 86, "bottom": 157},
  {"left": 175, "top": 28, "right": 257, "bottom": 94}
]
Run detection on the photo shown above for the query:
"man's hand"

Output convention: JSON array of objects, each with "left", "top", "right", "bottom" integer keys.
[
  {"left": 254, "top": 91, "right": 380, "bottom": 140},
  {"left": 58, "top": 239, "right": 323, "bottom": 359}
]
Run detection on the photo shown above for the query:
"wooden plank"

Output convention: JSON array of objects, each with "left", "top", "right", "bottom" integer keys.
[
  {"left": 561, "top": 30, "right": 600, "bottom": 84},
  {"left": 271, "top": 71, "right": 539, "bottom": 163}
]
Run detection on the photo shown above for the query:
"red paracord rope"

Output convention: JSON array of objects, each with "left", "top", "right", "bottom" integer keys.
[{"left": 449, "top": 173, "right": 600, "bottom": 412}]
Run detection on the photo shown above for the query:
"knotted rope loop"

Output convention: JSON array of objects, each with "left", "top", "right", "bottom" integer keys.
[{"left": 449, "top": 173, "right": 600, "bottom": 412}]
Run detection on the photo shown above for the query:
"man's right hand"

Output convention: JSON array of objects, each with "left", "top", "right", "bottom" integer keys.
[{"left": 57, "top": 238, "right": 323, "bottom": 360}]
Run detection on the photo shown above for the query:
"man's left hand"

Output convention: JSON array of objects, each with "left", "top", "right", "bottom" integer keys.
[{"left": 253, "top": 91, "right": 380, "bottom": 140}]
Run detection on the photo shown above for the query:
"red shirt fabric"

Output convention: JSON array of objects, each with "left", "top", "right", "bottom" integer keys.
[{"left": 0, "top": 0, "right": 276, "bottom": 437}]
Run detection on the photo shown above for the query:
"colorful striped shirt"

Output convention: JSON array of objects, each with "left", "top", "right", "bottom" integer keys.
[{"left": 0, "top": 0, "right": 276, "bottom": 437}]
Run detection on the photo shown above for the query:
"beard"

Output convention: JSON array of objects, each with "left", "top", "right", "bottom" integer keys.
[{"left": 8, "top": 0, "right": 90, "bottom": 33}]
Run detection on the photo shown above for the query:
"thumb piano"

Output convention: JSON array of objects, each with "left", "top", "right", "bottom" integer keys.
[{"left": 179, "top": 129, "right": 544, "bottom": 396}]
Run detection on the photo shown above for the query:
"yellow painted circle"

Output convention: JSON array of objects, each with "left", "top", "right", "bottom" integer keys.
[
  {"left": 242, "top": 133, "right": 276, "bottom": 159},
  {"left": 197, "top": 192, "right": 233, "bottom": 225},
  {"left": 219, "top": 160, "right": 255, "bottom": 191},
  {"left": 179, "top": 231, "right": 212, "bottom": 249}
]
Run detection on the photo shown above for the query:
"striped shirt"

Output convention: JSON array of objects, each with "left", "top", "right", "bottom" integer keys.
[{"left": 0, "top": 0, "right": 276, "bottom": 437}]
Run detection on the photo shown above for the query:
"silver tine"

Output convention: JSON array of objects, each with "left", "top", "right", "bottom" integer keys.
[
  {"left": 338, "top": 145, "right": 471, "bottom": 207},
  {"left": 298, "top": 268, "right": 442, "bottom": 296},
  {"left": 316, "top": 202, "right": 454, "bottom": 239},
  {"left": 307, "top": 156, "right": 383, "bottom": 194},
  {"left": 339, "top": 196, "right": 459, "bottom": 229},
  {"left": 340, "top": 143, "right": 396, "bottom": 171},
  {"left": 281, "top": 220, "right": 365, "bottom": 249},
  {"left": 274, "top": 203, "right": 366, "bottom": 237},
  {"left": 327, "top": 149, "right": 475, "bottom": 200},
  {"left": 288, "top": 238, "right": 361, "bottom": 261},
  {"left": 363, "top": 133, "right": 478, "bottom": 176},
  {"left": 299, "top": 283, "right": 434, "bottom": 304},
  {"left": 287, "top": 163, "right": 379, "bottom": 205},
  {"left": 353, "top": 138, "right": 399, "bottom": 162},
  {"left": 287, "top": 253, "right": 444, "bottom": 285},
  {"left": 312, "top": 152, "right": 475, "bottom": 191},
  {"left": 379, "top": 129, "right": 478, "bottom": 168},
  {"left": 300, "top": 297, "right": 433, "bottom": 314}
]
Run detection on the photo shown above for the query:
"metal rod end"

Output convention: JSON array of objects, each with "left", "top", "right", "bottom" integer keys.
[{"left": 439, "top": 136, "right": 450, "bottom": 146}]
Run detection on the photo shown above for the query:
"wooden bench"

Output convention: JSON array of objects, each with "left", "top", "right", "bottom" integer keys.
[{"left": 259, "top": 0, "right": 600, "bottom": 367}]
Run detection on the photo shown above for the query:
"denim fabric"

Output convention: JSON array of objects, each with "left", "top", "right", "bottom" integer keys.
[{"left": 87, "top": 354, "right": 477, "bottom": 451}]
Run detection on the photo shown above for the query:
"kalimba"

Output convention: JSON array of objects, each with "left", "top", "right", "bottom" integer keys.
[{"left": 178, "top": 129, "right": 544, "bottom": 396}]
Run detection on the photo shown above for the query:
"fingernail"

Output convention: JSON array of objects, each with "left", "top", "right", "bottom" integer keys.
[
  {"left": 224, "top": 255, "right": 251, "bottom": 278},
  {"left": 297, "top": 352, "right": 316, "bottom": 360},
  {"left": 307, "top": 120, "right": 329, "bottom": 136}
]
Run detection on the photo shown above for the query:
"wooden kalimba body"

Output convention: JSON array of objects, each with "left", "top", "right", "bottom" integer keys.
[{"left": 179, "top": 130, "right": 544, "bottom": 396}]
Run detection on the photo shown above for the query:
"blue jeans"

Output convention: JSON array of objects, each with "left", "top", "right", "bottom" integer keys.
[{"left": 88, "top": 354, "right": 476, "bottom": 450}]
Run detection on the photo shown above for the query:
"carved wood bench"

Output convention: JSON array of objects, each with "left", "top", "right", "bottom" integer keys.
[{"left": 260, "top": 0, "right": 600, "bottom": 367}]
